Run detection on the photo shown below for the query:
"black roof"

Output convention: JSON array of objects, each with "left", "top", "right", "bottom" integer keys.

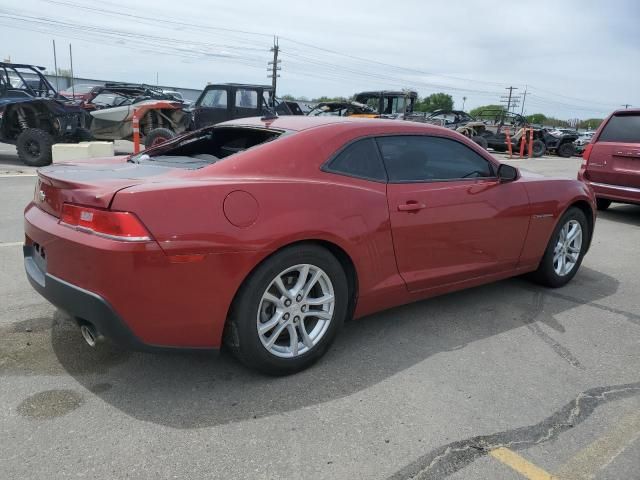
[
  {"left": 355, "top": 90, "right": 418, "bottom": 98},
  {"left": 203, "top": 83, "right": 273, "bottom": 90},
  {"left": 0, "top": 62, "right": 46, "bottom": 71}
]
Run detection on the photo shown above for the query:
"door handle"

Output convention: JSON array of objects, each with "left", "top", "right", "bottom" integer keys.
[{"left": 397, "top": 201, "right": 426, "bottom": 212}]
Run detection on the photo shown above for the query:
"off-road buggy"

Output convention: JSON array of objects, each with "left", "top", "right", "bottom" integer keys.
[
  {"left": 82, "top": 83, "right": 190, "bottom": 148},
  {"left": 0, "top": 62, "right": 91, "bottom": 166},
  {"left": 353, "top": 90, "right": 418, "bottom": 118},
  {"left": 190, "top": 83, "right": 305, "bottom": 131},
  {"left": 471, "top": 109, "right": 578, "bottom": 157}
]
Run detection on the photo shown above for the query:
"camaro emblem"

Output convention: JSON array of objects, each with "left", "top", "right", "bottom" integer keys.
[{"left": 38, "top": 190, "right": 46, "bottom": 202}]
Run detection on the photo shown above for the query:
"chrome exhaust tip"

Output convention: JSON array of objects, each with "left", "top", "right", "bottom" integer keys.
[{"left": 79, "top": 324, "right": 102, "bottom": 347}]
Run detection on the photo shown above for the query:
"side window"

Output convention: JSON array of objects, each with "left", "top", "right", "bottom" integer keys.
[
  {"left": 376, "top": 135, "right": 494, "bottom": 183},
  {"left": 598, "top": 114, "right": 640, "bottom": 143},
  {"left": 235, "top": 89, "right": 258, "bottom": 108},
  {"left": 201, "top": 89, "right": 227, "bottom": 108},
  {"left": 325, "top": 138, "right": 387, "bottom": 182}
]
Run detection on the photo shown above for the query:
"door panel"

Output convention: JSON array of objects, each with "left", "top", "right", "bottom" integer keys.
[{"left": 387, "top": 179, "right": 530, "bottom": 292}]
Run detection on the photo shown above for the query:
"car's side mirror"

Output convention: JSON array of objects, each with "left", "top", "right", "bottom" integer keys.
[{"left": 497, "top": 164, "right": 518, "bottom": 183}]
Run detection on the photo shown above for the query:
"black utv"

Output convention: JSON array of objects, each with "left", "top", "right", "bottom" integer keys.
[
  {"left": 190, "top": 83, "right": 303, "bottom": 130},
  {"left": 0, "top": 62, "right": 90, "bottom": 166}
]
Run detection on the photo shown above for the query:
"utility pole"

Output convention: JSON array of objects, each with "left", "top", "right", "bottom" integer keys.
[
  {"left": 462, "top": 96, "right": 467, "bottom": 110},
  {"left": 267, "top": 36, "right": 280, "bottom": 106},
  {"left": 68, "top": 43, "right": 75, "bottom": 96},
  {"left": 52, "top": 40, "right": 59, "bottom": 91},
  {"left": 520, "top": 85, "right": 528, "bottom": 115},
  {"left": 501, "top": 86, "right": 518, "bottom": 112},
  {"left": 621, "top": 104, "right": 632, "bottom": 109}
]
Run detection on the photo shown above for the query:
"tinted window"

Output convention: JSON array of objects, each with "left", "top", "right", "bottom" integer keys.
[
  {"left": 326, "top": 138, "right": 387, "bottom": 182},
  {"left": 376, "top": 135, "right": 494, "bottom": 182},
  {"left": 200, "top": 89, "right": 227, "bottom": 108},
  {"left": 236, "top": 89, "right": 258, "bottom": 108},
  {"left": 599, "top": 114, "right": 640, "bottom": 143}
]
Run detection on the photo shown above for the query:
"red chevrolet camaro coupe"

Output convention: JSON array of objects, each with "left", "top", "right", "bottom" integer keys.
[{"left": 24, "top": 116, "right": 596, "bottom": 374}]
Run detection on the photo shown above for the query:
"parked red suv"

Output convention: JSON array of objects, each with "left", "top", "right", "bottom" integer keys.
[{"left": 579, "top": 109, "right": 640, "bottom": 210}]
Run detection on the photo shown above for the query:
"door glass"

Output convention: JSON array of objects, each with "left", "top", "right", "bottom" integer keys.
[
  {"left": 599, "top": 114, "right": 640, "bottom": 143},
  {"left": 377, "top": 135, "right": 494, "bottom": 182},
  {"left": 235, "top": 89, "right": 258, "bottom": 109},
  {"left": 200, "top": 89, "right": 227, "bottom": 108}
]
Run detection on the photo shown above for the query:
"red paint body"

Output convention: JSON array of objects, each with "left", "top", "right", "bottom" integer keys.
[
  {"left": 579, "top": 108, "right": 640, "bottom": 205},
  {"left": 24, "top": 116, "right": 596, "bottom": 349}
]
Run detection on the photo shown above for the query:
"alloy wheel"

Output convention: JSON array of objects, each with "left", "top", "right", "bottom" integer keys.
[
  {"left": 553, "top": 219, "right": 583, "bottom": 276},
  {"left": 257, "top": 264, "right": 335, "bottom": 358}
]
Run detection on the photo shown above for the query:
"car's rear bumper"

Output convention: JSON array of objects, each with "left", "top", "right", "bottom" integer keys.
[
  {"left": 588, "top": 181, "right": 640, "bottom": 205},
  {"left": 24, "top": 203, "right": 265, "bottom": 350},
  {"left": 24, "top": 244, "right": 153, "bottom": 350}
]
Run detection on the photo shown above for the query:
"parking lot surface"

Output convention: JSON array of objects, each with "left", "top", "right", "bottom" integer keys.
[{"left": 1, "top": 148, "right": 638, "bottom": 479}]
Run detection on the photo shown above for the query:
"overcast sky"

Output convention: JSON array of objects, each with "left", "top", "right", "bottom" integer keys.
[{"left": 2, "top": 0, "right": 639, "bottom": 118}]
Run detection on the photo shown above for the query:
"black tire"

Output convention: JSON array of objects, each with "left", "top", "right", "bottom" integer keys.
[
  {"left": 557, "top": 142, "right": 575, "bottom": 158},
  {"left": 596, "top": 198, "right": 612, "bottom": 211},
  {"left": 225, "top": 244, "right": 349, "bottom": 375},
  {"left": 74, "top": 127, "right": 94, "bottom": 142},
  {"left": 532, "top": 139, "right": 546, "bottom": 158},
  {"left": 529, "top": 207, "right": 589, "bottom": 288},
  {"left": 16, "top": 128, "right": 53, "bottom": 167},
  {"left": 472, "top": 136, "right": 488, "bottom": 149},
  {"left": 144, "top": 128, "right": 175, "bottom": 148}
]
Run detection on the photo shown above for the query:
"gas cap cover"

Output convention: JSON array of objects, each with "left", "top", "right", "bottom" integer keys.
[{"left": 223, "top": 190, "right": 259, "bottom": 228}]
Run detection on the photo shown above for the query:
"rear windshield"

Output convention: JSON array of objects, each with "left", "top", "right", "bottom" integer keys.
[
  {"left": 129, "top": 126, "right": 283, "bottom": 169},
  {"left": 599, "top": 114, "right": 640, "bottom": 143}
]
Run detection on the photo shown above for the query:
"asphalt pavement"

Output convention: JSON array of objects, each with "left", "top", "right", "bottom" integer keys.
[{"left": 0, "top": 147, "right": 638, "bottom": 479}]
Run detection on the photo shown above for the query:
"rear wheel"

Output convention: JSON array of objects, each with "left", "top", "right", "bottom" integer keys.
[
  {"left": 472, "top": 136, "right": 488, "bottom": 149},
  {"left": 144, "top": 128, "right": 175, "bottom": 148},
  {"left": 225, "top": 244, "right": 349, "bottom": 375},
  {"left": 596, "top": 198, "right": 612, "bottom": 211},
  {"left": 557, "top": 142, "right": 576, "bottom": 158},
  {"left": 529, "top": 207, "right": 589, "bottom": 288},
  {"left": 16, "top": 128, "right": 53, "bottom": 166}
]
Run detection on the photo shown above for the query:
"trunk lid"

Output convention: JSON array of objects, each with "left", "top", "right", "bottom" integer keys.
[{"left": 34, "top": 160, "right": 177, "bottom": 217}]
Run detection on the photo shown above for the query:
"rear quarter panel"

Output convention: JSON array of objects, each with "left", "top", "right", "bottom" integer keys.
[{"left": 518, "top": 178, "right": 595, "bottom": 266}]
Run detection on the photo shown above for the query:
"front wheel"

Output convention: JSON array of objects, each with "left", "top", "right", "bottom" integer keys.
[
  {"left": 557, "top": 142, "right": 576, "bottom": 158},
  {"left": 531, "top": 139, "right": 546, "bottom": 157},
  {"left": 16, "top": 128, "right": 54, "bottom": 166},
  {"left": 225, "top": 244, "right": 349, "bottom": 375},
  {"left": 529, "top": 207, "right": 589, "bottom": 288}
]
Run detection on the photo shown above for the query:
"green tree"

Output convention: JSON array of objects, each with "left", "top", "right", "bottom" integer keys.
[
  {"left": 580, "top": 118, "right": 604, "bottom": 130},
  {"left": 469, "top": 104, "right": 505, "bottom": 118},
  {"left": 526, "top": 113, "right": 547, "bottom": 125},
  {"left": 415, "top": 92, "right": 454, "bottom": 112}
]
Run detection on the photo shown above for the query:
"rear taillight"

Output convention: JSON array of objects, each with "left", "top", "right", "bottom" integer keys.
[
  {"left": 60, "top": 204, "right": 151, "bottom": 242},
  {"left": 582, "top": 143, "right": 594, "bottom": 163}
]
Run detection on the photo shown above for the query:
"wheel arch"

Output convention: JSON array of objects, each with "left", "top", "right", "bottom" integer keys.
[
  {"left": 222, "top": 238, "right": 359, "bottom": 345},
  {"left": 567, "top": 199, "right": 595, "bottom": 251}
]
